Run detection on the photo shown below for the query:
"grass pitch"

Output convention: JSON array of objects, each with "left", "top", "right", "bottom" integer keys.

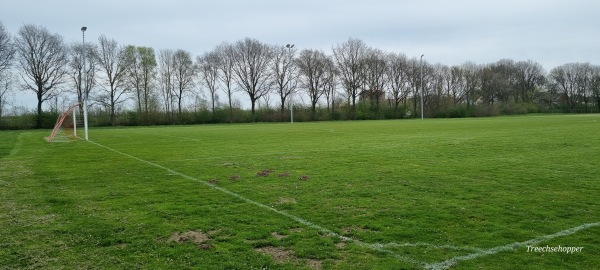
[{"left": 1, "top": 115, "right": 599, "bottom": 269}]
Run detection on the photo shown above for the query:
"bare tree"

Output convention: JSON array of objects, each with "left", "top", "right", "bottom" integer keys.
[
  {"left": 296, "top": 49, "right": 329, "bottom": 117},
  {"left": 68, "top": 41, "right": 98, "bottom": 112},
  {"left": 271, "top": 44, "right": 298, "bottom": 117},
  {"left": 197, "top": 50, "right": 220, "bottom": 113},
  {"left": 332, "top": 38, "right": 368, "bottom": 119},
  {"left": 549, "top": 63, "right": 600, "bottom": 110},
  {"left": 386, "top": 52, "right": 410, "bottom": 113},
  {"left": 215, "top": 42, "right": 236, "bottom": 122},
  {"left": 231, "top": 38, "right": 273, "bottom": 119},
  {"left": 591, "top": 65, "right": 600, "bottom": 112},
  {"left": 549, "top": 63, "right": 578, "bottom": 109},
  {"left": 449, "top": 65, "right": 466, "bottom": 106},
  {"left": 514, "top": 60, "right": 545, "bottom": 103},
  {"left": 0, "top": 22, "right": 15, "bottom": 120},
  {"left": 15, "top": 24, "right": 69, "bottom": 127},
  {"left": 172, "top": 49, "right": 196, "bottom": 115},
  {"left": 0, "top": 73, "right": 13, "bottom": 120},
  {"left": 405, "top": 57, "right": 420, "bottom": 116},
  {"left": 97, "top": 35, "right": 129, "bottom": 125},
  {"left": 575, "top": 63, "right": 593, "bottom": 109},
  {"left": 462, "top": 62, "right": 481, "bottom": 108},
  {"left": 0, "top": 22, "right": 14, "bottom": 76},
  {"left": 429, "top": 63, "right": 450, "bottom": 114},
  {"left": 260, "top": 93, "right": 273, "bottom": 110},
  {"left": 361, "top": 48, "right": 387, "bottom": 112},
  {"left": 157, "top": 49, "right": 175, "bottom": 116},
  {"left": 481, "top": 59, "right": 518, "bottom": 104},
  {"left": 322, "top": 57, "right": 339, "bottom": 113},
  {"left": 123, "top": 45, "right": 157, "bottom": 114},
  {"left": 420, "top": 62, "right": 435, "bottom": 116}
]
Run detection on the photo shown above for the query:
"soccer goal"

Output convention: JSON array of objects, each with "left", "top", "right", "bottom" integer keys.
[{"left": 45, "top": 103, "right": 84, "bottom": 142}]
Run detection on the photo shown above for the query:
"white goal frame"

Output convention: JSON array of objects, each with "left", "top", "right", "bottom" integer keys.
[{"left": 45, "top": 103, "right": 84, "bottom": 142}]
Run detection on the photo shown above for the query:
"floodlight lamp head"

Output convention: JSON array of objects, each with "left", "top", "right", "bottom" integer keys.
[
  {"left": 286, "top": 44, "right": 294, "bottom": 49},
  {"left": 81, "top": 26, "right": 87, "bottom": 32}
]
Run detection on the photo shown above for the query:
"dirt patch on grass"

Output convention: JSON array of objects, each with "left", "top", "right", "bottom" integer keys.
[
  {"left": 275, "top": 197, "right": 297, "bottom": 205},
  {"left": 342, "top": 226, "right": 369, "bottom": 234},
  {"left": 289, "top": 228, "right": 304, "bottom": 233},
  {"left": 277, "top": 172, "right": 291, "bottom": 177},
  {"left": 307, "top": 259, "right": 323, "bottom": 269},
  {"left": 167, "top": 231, "right": 212, "bottom": 249},
  {"left": 0, "top": 160, "right": 33, "bottom": 182},
  {"left": 255, "top": 246, "right": 295, "bottom": 263},
  {"left": 336, "top": 241, "right": 347, "bottom": 249},
  {"left": 254, "top": 246, "right": 323, "bottom": 269},
  {"left": 256, "top": 169, "right": 274, "bottom": 177},
  {"left": 208, "top": 178, "right": 219, "bottom": 184},
  {"left": 271, "top": 231, "right": 287, "bottom": 240},
  {"left": 222, "top": 161, "right": 240, "bottom": 167},
  {"left": 298, "top": 175, "right": 310, "bottom": 181}
]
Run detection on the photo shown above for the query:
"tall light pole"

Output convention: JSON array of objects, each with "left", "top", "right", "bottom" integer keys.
[
  {"left": 81, "top": 26, "right": 89, "bottom": 140},
  {"left": 420, "top": 54, "right": 424, "bottom": 120},
  {"left": 286, "top": 44, "right": 295, "bottom": 123}
]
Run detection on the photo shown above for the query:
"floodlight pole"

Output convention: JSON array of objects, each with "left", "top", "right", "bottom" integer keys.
[
  {"left": 81, "top": 26, "right": 89, "bottom": 140},
  {"left": 286, "top": 44, "right": 295, "bottom": 123},
  {"left": 420, "top": 54, "right": 424, "bottom": 120}
]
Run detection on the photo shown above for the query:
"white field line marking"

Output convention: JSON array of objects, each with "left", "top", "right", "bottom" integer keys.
[
  {"left": 378, "top": 242, "right": 485, "bottom": 253},
  {"left": 425, "top": 222, "right": 600, "bottom": 270},
  {"left": 88, "top": 140, "right": 427, "bottom": 268}
]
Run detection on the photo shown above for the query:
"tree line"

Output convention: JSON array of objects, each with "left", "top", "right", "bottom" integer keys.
[{"left": 1, "top": 23, "right": 599, "bottom": 128}]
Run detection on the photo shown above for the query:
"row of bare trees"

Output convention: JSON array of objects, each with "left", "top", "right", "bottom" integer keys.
[{"left": 1, "top": 23, "right": 599, "bottom": 127}]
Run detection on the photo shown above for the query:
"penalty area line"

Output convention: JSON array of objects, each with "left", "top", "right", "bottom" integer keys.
[
  {"left": 425, "top": 222, "right": 600, "bottom": 270},
  {"left": 87, "top": 140, "right": 427, "bottom": 268}
]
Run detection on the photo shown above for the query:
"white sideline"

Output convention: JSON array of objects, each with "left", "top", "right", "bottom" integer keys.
[
  {"left": 424, "top": 222, "right": 600, "bottom": 270},
  {"left": 88, "top": 140, "right": 427, "bottom": 268},
  {"left": 378, "top": 242, "right": 485, "bottom": 253}
]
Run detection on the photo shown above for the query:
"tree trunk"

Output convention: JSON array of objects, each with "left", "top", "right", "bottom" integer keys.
[
  {"left": 250, "top": 96, "right": 257, "bottom": 121},
  {"left": 36, "top": 87, "right": 43, "bottom": 128}
]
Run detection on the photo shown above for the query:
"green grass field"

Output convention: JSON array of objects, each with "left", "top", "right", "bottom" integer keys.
[{"left": 1, "top": 115, "right": 599, "bottom": 269}]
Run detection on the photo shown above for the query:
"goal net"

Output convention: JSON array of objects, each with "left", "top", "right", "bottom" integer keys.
[{"left": 46, "top": 103, "right": 83, "bottom": 142}]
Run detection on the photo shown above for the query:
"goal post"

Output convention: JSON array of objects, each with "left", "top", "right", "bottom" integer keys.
[{"left": 45, "top": 103, "right": 84, "bottom": 142}]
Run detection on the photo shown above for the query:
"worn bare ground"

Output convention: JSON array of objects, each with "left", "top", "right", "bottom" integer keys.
[
  {"left": 275, "top": 197, "right": 297, "bottom": 205},
  {"left": 255, "top": 246, "right": 295, "bottom": 262},
  {"left": 271, "top": 231, "right": 287, "bottom": 240},
  {"left": 0, "top": 160, "right": 33, "bottom": 183},
  {"left": 307, "top": 259, "right": 323, "bottom": 269},
  {"left": 167, "top": 231, "right": 212, "bottom": 249},
  {"left": 254, "top": 246, "right": 323, "bottom": 269},
  {"left": 289, "top": 228, "right": 304, "bottom": 233}
]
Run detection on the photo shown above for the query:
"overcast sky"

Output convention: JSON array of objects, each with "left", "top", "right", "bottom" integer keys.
[{"left": 1, "top": 0, "right": 599, "bottom": 108}]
